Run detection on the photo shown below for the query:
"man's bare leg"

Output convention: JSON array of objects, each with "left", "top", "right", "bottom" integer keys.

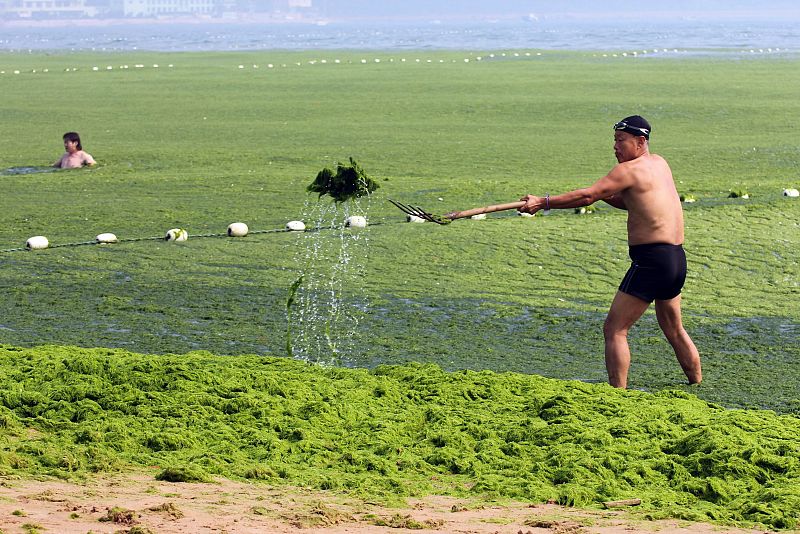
[
  {"left": 603, "top": 291, "right": 650, "bottom": 388},
  {"left": 655, "top": 295, "right": 702, "bottom": 384}
]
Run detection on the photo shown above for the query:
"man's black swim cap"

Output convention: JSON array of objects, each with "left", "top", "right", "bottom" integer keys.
[{"left": 613, "top": 115, "right": 651, "bottom": 139}]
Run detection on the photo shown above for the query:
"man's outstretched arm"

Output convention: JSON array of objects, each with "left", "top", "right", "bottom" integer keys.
[{"left": 519, "top": 166, "right": 632, "bottom": 214}]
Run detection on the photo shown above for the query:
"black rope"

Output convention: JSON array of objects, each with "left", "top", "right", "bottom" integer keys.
[{"left": 1, "top": 218, "right": 403, "bottom": 254}]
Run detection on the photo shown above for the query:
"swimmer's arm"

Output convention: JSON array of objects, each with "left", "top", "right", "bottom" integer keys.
[
  {"left": 82, "top": 152, "right": 97, "bottom": 166},
  {"left": 53, "top": 155, "right": 64, "bottom": 168}
]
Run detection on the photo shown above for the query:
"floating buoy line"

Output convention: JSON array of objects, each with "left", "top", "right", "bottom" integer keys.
[
  {"left": 2, "top": 47, "right": 791, "bottom": 77},
  {"left": 2, "top": 187, "right": 795, "bottom": 253}
]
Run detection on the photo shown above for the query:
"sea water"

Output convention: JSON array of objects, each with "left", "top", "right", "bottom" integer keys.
[
  {"left": 289, "top": 197, "right": 370, "bottom": 365},
  {"left": 0, "top": 18, "right": 797, "bottom": 55}
]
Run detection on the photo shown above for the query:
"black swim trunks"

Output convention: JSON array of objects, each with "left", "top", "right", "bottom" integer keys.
[{"left": 619, "top": 243, "right": 687, "bottom": 302}]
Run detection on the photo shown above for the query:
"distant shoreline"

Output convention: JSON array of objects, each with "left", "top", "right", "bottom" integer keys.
[{"left": 0, "top": 14, "right": 328, "bottom": 29}]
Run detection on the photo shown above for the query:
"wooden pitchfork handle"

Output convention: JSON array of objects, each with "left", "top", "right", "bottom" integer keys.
[{"left": 444, "top": 200, "right": 526, "bottom": 220}]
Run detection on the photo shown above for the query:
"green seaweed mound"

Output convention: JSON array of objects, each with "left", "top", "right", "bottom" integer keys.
[
  {"left": 155, "top": 466, "right": 212, "bottom": 483},
  {"left": 728, "top": 189, "right": 750, "bottom": 199},
  {"left": 306, "top": 157, "right": 379, "bottom": 203},
  {"left": 1, "top": 345, "right": 799, "bottom": 530}
]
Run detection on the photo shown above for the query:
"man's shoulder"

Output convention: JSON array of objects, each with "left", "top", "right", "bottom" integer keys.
[
  {"left": 610, "top": 159, "right": 639, "bottom": 176},
  {"left": 622, "top": 153, "right": 669, "bottom": 172}
]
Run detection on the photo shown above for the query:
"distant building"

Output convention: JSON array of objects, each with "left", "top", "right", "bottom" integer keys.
[
  {"left": 1, "top": 0, "right": 98, "bottom": 18},
  {"left": 123, "top": 0, "right": 215, "bottom": 17},
  {"left": 225, "top": 0, "right": 312, "bottom": 14},
  {"left": 0, "top": 0, "right": 313, "bottom": 19}
]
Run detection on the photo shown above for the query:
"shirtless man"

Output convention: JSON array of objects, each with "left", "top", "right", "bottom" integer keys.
[
  {"left": 53, "top": 131, "right": 96, "bottom": 169},
  {"left": 518, "top": 115, "right": 702, "bottom": 388}
]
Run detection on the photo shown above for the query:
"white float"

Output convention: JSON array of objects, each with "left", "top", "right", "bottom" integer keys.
[
  {"left": 227, "top": 222, "right": 249, "bottom": 237},
  {"left": 470, "top": 213, "right": 487, "bottom": 220},
  {"left": 345, "top": 215, "right": 367, "bottom": 228},
  {"left": 783, "top": 188, "right": 799, "bottom": 197},
  {"left": 165, "top": 228, "right": 188, "bottom": 242},
  {"left": 406, "top": 214, "right": 426, "bottom": 223},
  {"left": 26, "top": 236, "right": 49, "bottom": 249},
  {"left": 286, "top": 220, "right": 306, "bottom": 231},
  {"left": 518, "top": 212, "right": 535, "bottom": 218},
  {"left": 96, "top": 233, "right": 118, "bottom": 243}
]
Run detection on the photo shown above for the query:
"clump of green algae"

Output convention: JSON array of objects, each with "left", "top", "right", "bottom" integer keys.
[
  {"left": 306, "top": 157, "right": 379, "bottom": 203},
  {"left": 155, "top": 466, "right": 212, "bottom": 483},
  {"left": 0, "top": 344, "right": 799, "bottom": 530}
]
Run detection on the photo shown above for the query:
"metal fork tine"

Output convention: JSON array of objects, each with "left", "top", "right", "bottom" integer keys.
[
  {"left": 388, "top": 199, "right": 450, "bottom": 225},
  {"left": 413, "top": 205, "right": 438, "bottom": 223},
  {"left": 399, "top": 202, "right": 421, "bottom": 217},
  {"left": 390, "top": 199, "right": 426, "bottom": 219},
  {"left": 424, "top": 211, "right": 452, "bottom": 225},
  {"left": 388, "top": 199, "right": 417, "bottom": 217},
  {"left": 405, "top": 203, "right": 426, "bottom": 218}
]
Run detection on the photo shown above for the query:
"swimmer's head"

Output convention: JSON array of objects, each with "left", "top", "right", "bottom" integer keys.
[
  {"left": 63, "top": 131, "right": 82, "bottom": 150},
  {"left": 613, "top": 116, "right": 651, "bottom": 140}
]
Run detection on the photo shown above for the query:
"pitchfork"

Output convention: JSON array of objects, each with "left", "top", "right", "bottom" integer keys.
[{"left": 389, "top": 199, "right": 527, "bottom": 225}]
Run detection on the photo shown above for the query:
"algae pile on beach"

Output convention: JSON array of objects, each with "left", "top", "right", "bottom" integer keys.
[{"left": 1, "top": 345, "right": 798, "bottom": 530}]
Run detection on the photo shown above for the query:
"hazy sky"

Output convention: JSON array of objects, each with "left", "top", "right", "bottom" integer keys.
[
  {"left": 314, "top": 0, "right": 800, "bottom": 20},
  {"left": 2, "top": 0, "right": 797, "bottom": 24}
]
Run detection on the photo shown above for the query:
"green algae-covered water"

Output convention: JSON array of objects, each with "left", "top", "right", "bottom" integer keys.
[
  {"left": 0, "top": 51, "right": 798, "bottom": 528},
  {"left": 1, "top": 345, "right": 798, "bottom": 529}
]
